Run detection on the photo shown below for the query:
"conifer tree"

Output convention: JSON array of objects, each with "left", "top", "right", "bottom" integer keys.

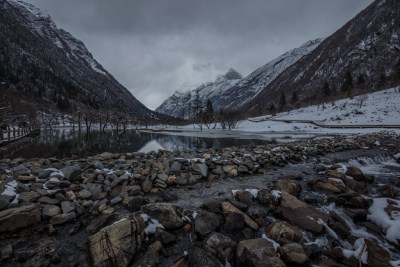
[
  {"left": 290, "top": 91, "right": 298, "bottom": 105},
  {"left": 279, "top": 92, "right": 286, "bottom": 110}
]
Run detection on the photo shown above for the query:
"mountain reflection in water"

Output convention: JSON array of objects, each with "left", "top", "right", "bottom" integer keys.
[{"left": 1, "top": 128, "right": 271, "bottom": 159}]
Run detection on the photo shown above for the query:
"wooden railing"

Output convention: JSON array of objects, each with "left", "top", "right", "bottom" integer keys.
[{"left": 0, "top": 125, "right": 40, "bottom": 144}]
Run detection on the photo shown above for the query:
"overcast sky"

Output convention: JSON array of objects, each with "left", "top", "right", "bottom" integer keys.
[{"left": 26, "top": 0, "right": 373, "bottom": 110}]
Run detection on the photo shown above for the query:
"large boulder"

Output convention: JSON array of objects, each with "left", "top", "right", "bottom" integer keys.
[
  {"left": 345, "top": 167, "right": 365, "bottom": 181},
  {"left": 280, "top": 191, "right": 329, "bottom": 233},
  {"left": 187, "top": 246, "right": 224, "bottom": 267},
  {"left": 141, "top": 203, "right": 183, "bottom": 230},
  {"left": 203, "top": 232, "right": 237, "bottom": 263},
  {"left": 266, "top": 221, "right": 302, "bottom": 244},
  {"left": 279, "top": 243, "right": 308, "bottom": 265},
  {"left": 195, "top": 211, "right": 221, "bottom": 236},
  {"left": 0, "top": 205, "right": 41, "bottom": 232},
  {"left": 235, "top": 238, "right": 285, "bottom": 267},
  {"left": 88, "top": 217, "right": 145, "bottom": 267},
  {"left": 221, "top": 202, "right": 258, "bottom": 230}
]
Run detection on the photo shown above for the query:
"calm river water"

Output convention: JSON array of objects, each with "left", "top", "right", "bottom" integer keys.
[{"left": 1, "top": 128, "right": 272, "bottom": 159}]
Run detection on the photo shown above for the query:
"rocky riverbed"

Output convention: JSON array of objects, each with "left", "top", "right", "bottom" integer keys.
[{"left": 0, "top": 132, "right": 399, "bottom": 266}]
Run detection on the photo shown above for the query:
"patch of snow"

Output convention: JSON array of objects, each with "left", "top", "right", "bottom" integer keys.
[
  {"left": 262, "top": 234, "right": 280, "bottom": 252},
  {"left": 342, "top": 238, "right": 368, "bottom": 264},
  {"left": 1, "top": 180, "right": 18, "bottom": 197},
  {"left": 245, "top": 189, "right": 259, "bottom": 198},
  {"left": 367, "top": 198, "right": 400, "bottom": 245},
  {"left": 192, "top": 211, "right": 198, "bottom": 219},
  {"left": 271, "top": 190, "right": 281, "bottom": 200}
]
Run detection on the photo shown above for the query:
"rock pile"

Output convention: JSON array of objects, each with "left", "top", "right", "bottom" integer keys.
[{"left": 0, "top": 132, "right": 399, "bottom": 266}]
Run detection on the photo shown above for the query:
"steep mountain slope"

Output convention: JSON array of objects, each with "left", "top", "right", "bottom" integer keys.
[
  {"left": 156, "top": 68, "right": 243, "bottom": 118},
  {"left": 157, "top": 39, "right": 322, "bottom": 118},
  {"left": 221, "top": 38, "right": 322, "bottom": 110},
  {"left": 0, "top": 0, "right": 152, "bottom": 117},
  {"left": 248, "top": 0, "right": 400, "bottom": 112}
]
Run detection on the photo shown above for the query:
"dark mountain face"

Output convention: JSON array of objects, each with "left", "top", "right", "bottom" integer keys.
[
  {"left": 248, "top": 0, "right": 400, "bottom": 112},
  {"left": 0, "top": 0, "right": 152, "bottom": 118}
]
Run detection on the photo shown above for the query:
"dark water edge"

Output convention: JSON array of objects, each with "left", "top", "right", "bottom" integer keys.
[{"left": 0, "top": 128, "right": 273, "bottom": 159}]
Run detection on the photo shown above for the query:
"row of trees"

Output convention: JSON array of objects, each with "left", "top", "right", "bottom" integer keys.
[{"left": 180, "top": 89, "right": 243, "bottom": 131}]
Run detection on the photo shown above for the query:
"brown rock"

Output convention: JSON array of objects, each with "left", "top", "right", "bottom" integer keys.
[
  {"left": 88, "top": 217, "right": 144, "bottom": 267},
  {"left": 345, "top": 167, "right": 365, "bottom": 181},
  {"left": 276, "top": 179, "right": 300, "bottom": 196},
  {"left": 279, "top": 243, "right": 308, "bottom": 265},
  {"left": 0, "top": 205, "right": 41, "bottom": 232},
  {"left": 266, "top": 221, "right": 302, "bottom": 243},
  {"left": 236, "top": 238, "right": 285, "bottom": 267},
  {"left": 280, "top": 191, "right": 329, "bottom": 233},
  {"left": 221, "top": 202, "right": 258, "bottom": 230}
]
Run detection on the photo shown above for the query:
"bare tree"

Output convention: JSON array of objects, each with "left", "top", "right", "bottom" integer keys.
[{"left": 356, "top": 94, "right": 368, "bottom": 108}]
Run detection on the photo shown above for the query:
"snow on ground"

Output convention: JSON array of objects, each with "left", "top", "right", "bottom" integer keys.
[
  {"left": 272, "top": 87, "right": 400, "bottom": 125},
  {"left": 150, "top": 87, "right": 400, "bottom": 140}
]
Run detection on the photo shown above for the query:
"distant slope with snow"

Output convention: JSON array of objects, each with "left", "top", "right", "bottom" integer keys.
[
  {"left": 238, "top": 87, "right": 400, "bottom": 135},
  {"left": 156, "top": 39, "right": 322, "bottom": 117}
]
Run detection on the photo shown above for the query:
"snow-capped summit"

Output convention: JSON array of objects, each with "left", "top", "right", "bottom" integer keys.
[
  {"left": 156, "top": 69, "right": 243, "bottom": 118},
  {"left": 156, "top": 39, "right": 322, "bottom": 117}
]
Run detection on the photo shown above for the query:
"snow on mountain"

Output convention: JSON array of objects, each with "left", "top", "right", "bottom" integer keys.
[
  {"left": 156, "top": 68, "right": 243, "bottom": 118},
  {"left": 239, "top": 87, "right": 400, "bottom": 135},
  {"left": 222, "top": 38, "right": 323, "bottom": 110},
  {"left": 248, "top": 0, "right": 400, "bottom": 112},
  {"left": 0, "top": 0, "right": 152, "bottom": 117},
  {"left": 156, "top": 39, "right": 322, "bottom": 117}
]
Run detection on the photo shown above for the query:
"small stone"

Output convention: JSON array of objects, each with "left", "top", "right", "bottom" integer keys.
[
  {"left": 345, "top": 167, "right": 365, "bottom": 181},
  {"left": 50, "top": 212, "right": 76, "bottom": 225},
  {"left": 257, "top": 189, "right": 272, "bottom": 206},
  {"left": 37, "top": 196, "right": 60, "bottom": 205},
  {"left": 42, "top": 205, "right": 61, "bottom": 217},
  {"left": 224, "top": 212, "right": 245, "bottom": 233},
  {"left": 61, "top": 201, "right": 75, "bottom": 214},
  {"left": 51, "top": 253, "right": 61, "bottom": 264},
  {"left": 236, "top": 191, "right": 253, "bottom": 205},
  {"left": 78, "top": 189, "right": 92, "bottom": 199},
  {"left": 18, "top": 191, "right": 40, "bottom": 202},
  {"left": 142, "top": 179, "right": 153, "bottom": 193}
]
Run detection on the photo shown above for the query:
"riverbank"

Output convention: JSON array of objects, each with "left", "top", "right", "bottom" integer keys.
[{"left": 0, "top": 131, "right": 399, "bottom": 266}]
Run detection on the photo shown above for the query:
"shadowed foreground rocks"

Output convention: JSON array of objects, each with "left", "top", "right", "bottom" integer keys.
[{"left": 0, "top": 132, "right": 399, "bottom": 266}]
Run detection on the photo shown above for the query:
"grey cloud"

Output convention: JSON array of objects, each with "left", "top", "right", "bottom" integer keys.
[{"left": 25, "top": 0, "right": 373, "bottom": 109}]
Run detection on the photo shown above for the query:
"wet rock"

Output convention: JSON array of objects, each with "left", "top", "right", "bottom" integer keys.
[
  {"left": 377, "top": 184, "right": 396, "bottom": 198},
  {"left": 158, "top": 189, "right": 178, "bottom": 201},
  {"left": 279, "top": 243, "right": 308, "bottom": 265},
  {"left": 193, "top": 163, "right": 208, "bottom": 177},
  {"left": 228, "top": 198, "right": 248, "bottom": 211},
  {"left": 221, "top": 202, "right": 258, "bottom": 230},
  {"left": 195, "top": 210, "right": 221, "bottom": 236},
  {"left": 223, "top": 165, "right": 238, "bottom": 177},
  {"left": 18, "top": 191, "right": 40, "bottom": 202},
  {"left": 364, "top": 238, "right": 391, "bottom": 267},
  {"left": 37, "top": 196, "right": 60, "bottom": 205},
  {"left": 42, "top": 205, "right": 61, "bottom": 217},
  {"left": 61, "top": 201, "right": 75, "bottom": 214},
  {"left": 16, "top": 181, "right": 30, "bottom": 192},
  {"left": 257, "top": 188, "right": 272, "bottom": 206},
  {"left": 142, "top": 179, "right": 153, "bottom": 193},
  {"left": 236, "top": 191, "right": 253, "bottom": 205},
  {"left": 280, "top": 191, "right": 329, "bottom": 233},
  {"left": 203, "top": 232, "right": 237, "bottom": 263},
  {"left": 78, "top": 189, "right": 92, "bottom": 199},
  {"left": 155, "top": 228, "right": 176, "bottom": 245},
  {"left": 141, "top": 203, "right": 183, "bottom": 230},
  {"left": 127, "top": 196, "right": 149, "bottom": 212},
  {"left": 187, "top": 246, "right": 224, "bottom": 267},
  {"left": 86, "top": 213, "right": 113, "bottom": 235},
  {"left": 88, "top": 217, "right": 144, "bottom": 267},
  {"left": 50, "top": 212, "right": 76, "bottom": 225},
  {"left": 343, "top": 178, "right": 368, "bottom": 194},
  {"left": 61, "top": 164, "right": 82, "bottom": 180},
  {"left": 224, "top": 212, "right": 245, "bottom": 233},
  {"left": 276, "top": 179, "right": 300, "bottom": 196},
  {"left": 235, "top": 238, "right": 285, "bottom": 267},
  {"left": 0, "top": 205, "right": 41, "bottom": 232},
  {"left": 1, "top": 243, "right": 13, "bottom": 261},
  {"left": 266, "top": 221, "right": 302, "bottom": 243},
  {"left": 344, "top": 208, "right": 367, "bottom": 222},
  {"left": 308, "top": 179, "right": 343, "bottom": 194},
  {"left": 131, "top": 241, "right": 162, "bottom": 267},
  {"left": 0, "top": 198, "right": 9, "bottom": 210},
  {"left": 345, "top": 167, "right": 365, "bottom": 181}
]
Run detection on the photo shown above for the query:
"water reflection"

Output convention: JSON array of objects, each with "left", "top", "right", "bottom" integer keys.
[{"left": 1, "top": 128, "right": 270, "bottom": 159}]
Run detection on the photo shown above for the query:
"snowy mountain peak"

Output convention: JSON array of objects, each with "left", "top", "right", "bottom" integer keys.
[{"left": 224, "top": 68, "right": 242, "bottom": 80}]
